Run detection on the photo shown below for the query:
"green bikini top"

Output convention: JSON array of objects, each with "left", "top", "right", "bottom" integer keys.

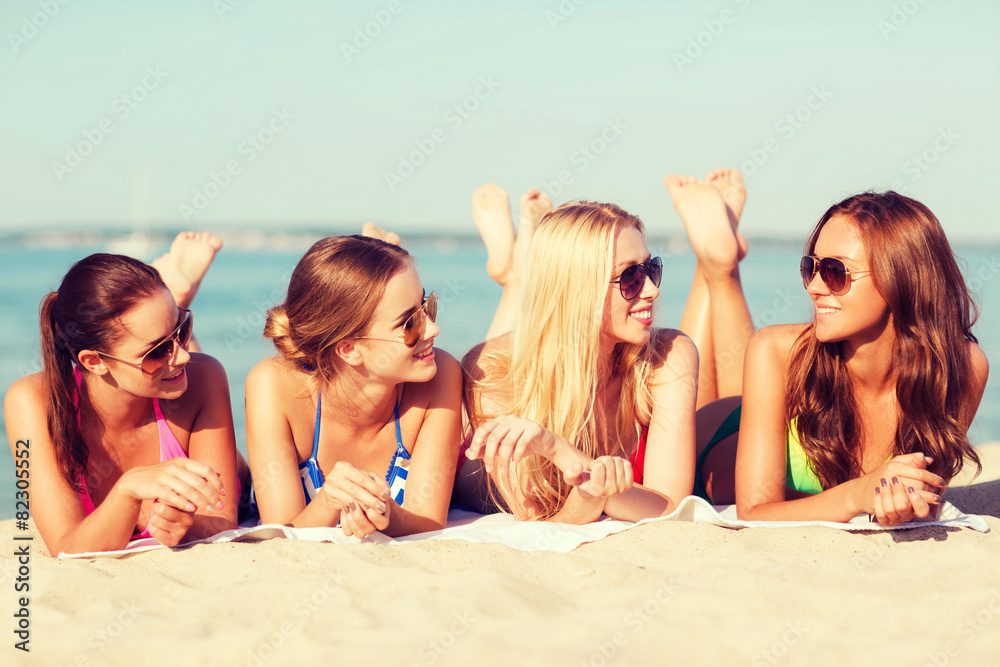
[{"left": 785, "top": 418, "right": 823, "bottom": 495}]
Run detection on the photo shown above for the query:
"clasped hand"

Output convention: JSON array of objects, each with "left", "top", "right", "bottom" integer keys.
[
  {"left": 855, "top": 453, "right": 945, "bottom": 526},
  {"left": 119, "top": 458, "right": 226, "bottom": 546},
  {"left": 320, "top": 461, "right": 392, "bottom": 538}
]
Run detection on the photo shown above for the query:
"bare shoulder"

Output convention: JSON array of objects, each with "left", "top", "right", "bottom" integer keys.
[
  {"left": 4, "top": 374, "right": 50, "bottom": 456},
  {"left": 246, "top": 356, "right": 301, "bottom": 395},
  {"left": 746, "top": 323, "right": 810, "bottom": 365},
  {"left": 968, "top": 340, "right": 989, "bottom": 388},
  {"left": 4, "top": 372, "right": 46, "bottom": 410},
  {"left": 170, "top": 353, "right": 230, "bottom": 406},
  {"left": 184, "top": 352, "right": 229, "bottom": 386},
  {"left": 650, "top": 328, "right": 697, "bottom": 361},
  {"left": 462, "top": 332, "right": 511, "bottom": 381},
  {"left": 647, "top": 328, "right": 698, "bottom": 381}
]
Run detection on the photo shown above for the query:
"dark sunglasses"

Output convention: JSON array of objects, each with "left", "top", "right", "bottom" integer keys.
[
  {"left": 359, "top": 291, "right": 438, "bottom": 348},
  {"left": 610, "top": 257, "right": 662, "bottom": 300},
  {"left": 799, "top": 256, "right": 871, "bottom": 296},
  {"left": 96, "top": 308, "right": 193, "bottom": 375}
]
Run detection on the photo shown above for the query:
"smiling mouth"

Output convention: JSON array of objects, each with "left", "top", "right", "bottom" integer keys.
[
  {"left": 413, "top": 347, "right": 434, "bottom": 360},
  {"left": 629, "top": 309, "right": 652, "bottom": 320},
  {"left": 163, "top": 368, "right": 185, "bottom": 381},
  {"left": 816, "top": 307, "right": 839, "bottom": 315}
]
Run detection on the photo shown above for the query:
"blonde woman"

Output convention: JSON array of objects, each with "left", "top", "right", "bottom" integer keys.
[
  {"left": 245, "top": 235, "right": 463, "bottom": 537},
  {"left": 460, "top": 172, "right": 755, "bottom": 522}
]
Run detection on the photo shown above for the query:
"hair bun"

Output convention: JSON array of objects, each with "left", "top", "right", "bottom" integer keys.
[{"left": 264, "top": 304, "right": 304, "bottom": 360}]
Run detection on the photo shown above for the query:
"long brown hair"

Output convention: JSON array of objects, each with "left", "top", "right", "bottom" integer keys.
[
  {"left": 465, "top": 201, "right": 667, "bottom": 519},
  {"left": 786, "top": 191, "right": 981, "bottom": 487},
  {"left": 40, "top": 254, "right": 167, "bottom": 488},
  {"left": 264, "top": 235, "right": 412, "bottom": 386}
]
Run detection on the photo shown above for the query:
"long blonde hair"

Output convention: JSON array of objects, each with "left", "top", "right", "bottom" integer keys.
[{"left": 468, "top": 201, "right": 664, "bottom": 519}]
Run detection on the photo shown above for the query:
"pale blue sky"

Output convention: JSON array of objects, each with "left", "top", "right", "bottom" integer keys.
[{"left": 1, "top": 0, "right": 997, "bottom": 239}]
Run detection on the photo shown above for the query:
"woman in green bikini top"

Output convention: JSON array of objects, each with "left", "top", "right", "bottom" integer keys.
[{"left": 733, "top": 192, "right": 988, "bottom": 525}]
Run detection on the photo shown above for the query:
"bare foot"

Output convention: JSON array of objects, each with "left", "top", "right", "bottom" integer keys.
[
  {"left": 361, "top": 222, "right": 402, "bottom": 247},
  {"left": 663, "top": 174, "right": 739, "bottom": 277},
  {"left": 151, "top": 231, "right": 223, "bottom": 308},
  {"left": 705, "top": 168, "right": 748, "bottom": 261},
  {"left": 472, "top": 184, "right": 515, "bottom": 285},
  {"left": 513, "top": 188, "right": 551, "bottom": 281}
]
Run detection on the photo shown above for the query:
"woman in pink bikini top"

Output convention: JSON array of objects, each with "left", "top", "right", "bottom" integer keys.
[{"left": 4, "top": 253, "right": 239, "bottom": 555}]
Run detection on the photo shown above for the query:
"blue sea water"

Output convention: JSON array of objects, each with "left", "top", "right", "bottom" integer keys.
[{"left": 1, "top": 235, "right": 998, "bottom": 519}]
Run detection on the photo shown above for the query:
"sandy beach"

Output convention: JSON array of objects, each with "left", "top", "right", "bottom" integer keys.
[{"left": 3, "top": 443, "right": 999, "bottom": 667}]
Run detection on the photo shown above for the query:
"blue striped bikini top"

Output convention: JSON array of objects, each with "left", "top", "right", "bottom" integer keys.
[{"left": 299, "top": 391, "right": 411, "bottom": 506}]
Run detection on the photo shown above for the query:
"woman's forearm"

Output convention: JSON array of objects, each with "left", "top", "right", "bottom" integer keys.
[
  {"left": 603, "top": 485, "right": 675, "bottom": 521},
  {"left": 547, "top": 488, "right": 607, "bottom": 524},
  {"left": 739, "top": 479, "right": 863, "bottom": 522},
  {"left": 51, "top": 484, "right": 142, "bottom": 555},
  {"left": 384, "top": 503, "right": 447, "bottom": 537}
]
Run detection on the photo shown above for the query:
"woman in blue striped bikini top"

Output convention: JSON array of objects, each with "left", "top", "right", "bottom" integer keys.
[{"left": 245, "top": 235, "right": 464, "bottom": 539}]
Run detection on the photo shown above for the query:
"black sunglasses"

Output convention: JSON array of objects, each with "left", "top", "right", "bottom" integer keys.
[
  {"left": 800, "top": 256, "right": 871, "bottom": 296},
  {"left": 610, "top": 257, "right": 662, "bottom": 300}
]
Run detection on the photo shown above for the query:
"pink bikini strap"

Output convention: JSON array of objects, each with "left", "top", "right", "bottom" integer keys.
[{"left": 152, "top": 398, "right": 186, "bottom": 461}]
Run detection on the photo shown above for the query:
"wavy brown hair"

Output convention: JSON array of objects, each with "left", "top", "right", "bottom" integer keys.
[
  {"left": 786, "top": 191, "right": 981, "bottom": 488},
  {"left": 264, "top": 235, "right": 412, "bottom": 387}
]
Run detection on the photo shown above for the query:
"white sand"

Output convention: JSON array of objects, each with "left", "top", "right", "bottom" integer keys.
[{"left": 4, "top": 442, "right": 1000, "bottom": 666}]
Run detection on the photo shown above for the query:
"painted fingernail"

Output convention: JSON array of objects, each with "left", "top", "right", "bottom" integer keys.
[
  {"left": 377, "top": 504, "right": 387, "bottom": 514},
  {"left": 186, "top": 503, "right": 197, "bottom": 511},
  {"left": 349, "top": 502, "right": 357, "bottom": 512},
  {"left": 933, "top": 494, "right": 942, "bottom": 502},
  {"left": 206, "top": 505, "right": 215, "bottom": 514},
  {"left": 880, "top": 478, "right": 888, "bottom": 487},
  {"left": 908, "top": 486, "right": 916, "bottom": 494},
  {"left": 891, "top": 476, "right": 899, "bottom": 485},
  {"left": 380, "top": 492, "right": 390, "bottom": 501},
  {"left": 875, "top": 487, "right": 881, "bottom": 496},
  {"left": 217, "top": 501, "right": 225, "bottom": 510}
]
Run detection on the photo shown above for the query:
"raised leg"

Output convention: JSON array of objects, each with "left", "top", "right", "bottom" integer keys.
[
  {"left": 664, "top": 171, "right": 753, "bottom": 403},
  {"left": 151, "top": 231, "right": 223, "bottom": 353},
  {"left": 472, "top": 185, "right": 549, "bottom": 339}
]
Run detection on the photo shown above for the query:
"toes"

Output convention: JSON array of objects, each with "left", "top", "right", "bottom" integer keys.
[{"left": 663, "top": 174, "right": 682, "bottom": 191}]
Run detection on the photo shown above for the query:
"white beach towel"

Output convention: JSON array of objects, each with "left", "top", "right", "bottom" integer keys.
[{"left": 58, "top": 496, "right": 990, "bottom": 559}]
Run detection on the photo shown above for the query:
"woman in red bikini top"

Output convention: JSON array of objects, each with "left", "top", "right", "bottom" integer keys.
[
  {"left": 459, "top": 171, "right": 757, "bottom": 523},
  {"left": 4, "top": 253, "right": 239, "bottom": 554}
]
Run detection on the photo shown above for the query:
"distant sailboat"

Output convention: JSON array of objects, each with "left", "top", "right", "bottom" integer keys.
[{"left": 107, "top": 170, "right": 158, "bottom": 259}]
